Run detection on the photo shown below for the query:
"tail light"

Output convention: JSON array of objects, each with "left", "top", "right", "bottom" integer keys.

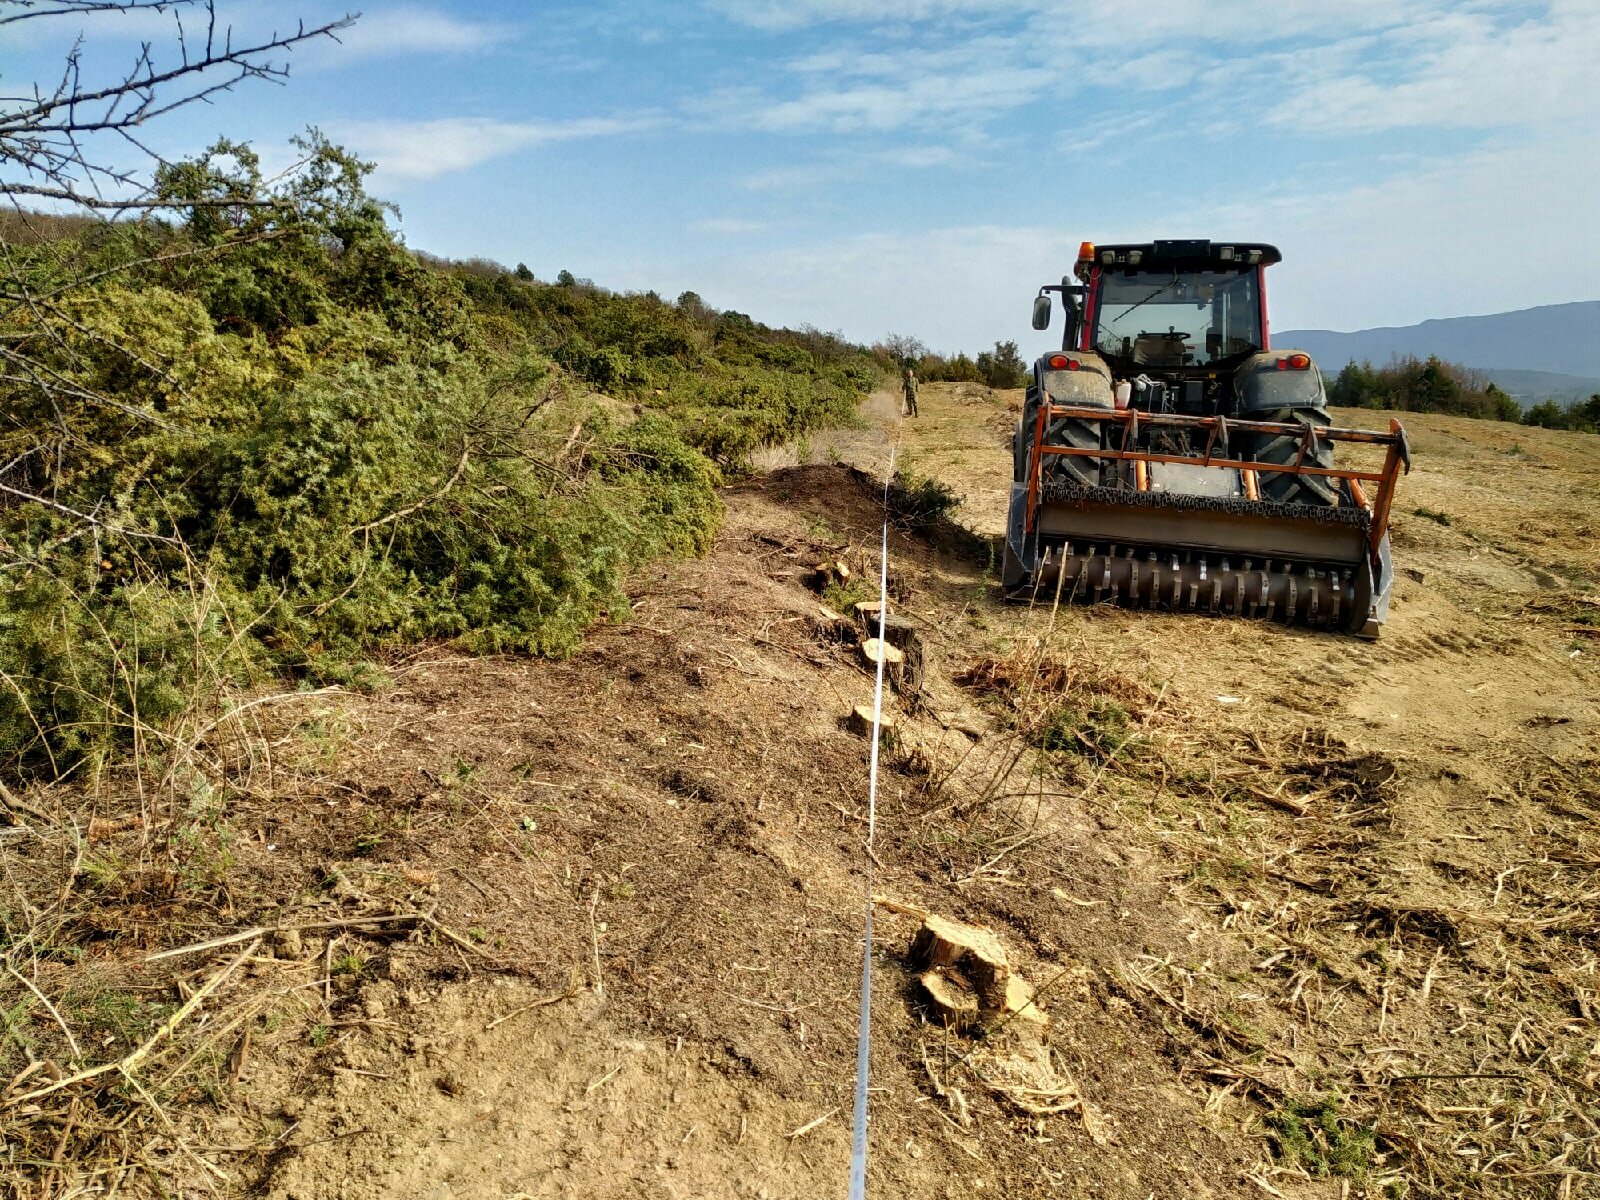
[
  {"left": 1275, "top": 353, "right": 1312, "bottom": 371},
  {"left": 1046, "top": 354, "right": 1080, "bottom": 370}
]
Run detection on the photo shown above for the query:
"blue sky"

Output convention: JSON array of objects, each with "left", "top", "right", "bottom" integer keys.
[{"left": 5, "top": 0, "right": 1598, "bottom": 352}]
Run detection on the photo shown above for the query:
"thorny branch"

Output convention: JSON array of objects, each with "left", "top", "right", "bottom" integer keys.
[{"left": 2, "top": 2, "right": 355, "bottom": 208}]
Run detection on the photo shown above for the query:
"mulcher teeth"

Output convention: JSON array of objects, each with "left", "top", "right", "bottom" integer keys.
[{"left": 1017, "top": 540, "right": 1363, "bottom": 631}]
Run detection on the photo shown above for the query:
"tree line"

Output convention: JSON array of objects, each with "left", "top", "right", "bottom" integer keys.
[
  {"left": 1329, "top": 356, "right": 1600, "bottom": 433},
  {"left": 875, "top": 334, "right": 1030, "bottom": 389}
]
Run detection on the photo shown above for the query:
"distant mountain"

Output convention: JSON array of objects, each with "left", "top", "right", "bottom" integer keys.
[
  {"left": 1476, "top": 368, "right": 1600, "bottom": 403},
  {"left": 1278, "top": 301, "right": 1600, "bottom": 395}
]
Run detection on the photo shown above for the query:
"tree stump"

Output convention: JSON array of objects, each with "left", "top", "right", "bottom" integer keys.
[
  {"left": 920, "top": 969, "right": 981, "bottom": 1030},
  {"left": 847, "top": 704, "right": 897, "bottom": 741},
  {"left": 810, "top": 557, "right": 853, "bottom": 593},
  {"left": 852, "top": 602, "right": 920, "bottom": 685},
  {"left": 860, "top": 637, "right": 905, "bottom": 689},
  {"left": 910, "top": 914, "right": 1011, "bottom": 1010},
  {"left": 853, "top": 599, "right": 883, "bottom": 627}
]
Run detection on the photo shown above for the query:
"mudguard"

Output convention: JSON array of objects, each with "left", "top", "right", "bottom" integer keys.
[
  {"left": 1034, "top": 351, "right": 1114, "bottom": 408},
  {"left": 1017, "top": 352, "right": 1116, "bottom": 480},
  {"left": 1233, "top": 351, "right": 1328, "bottom": 414}
]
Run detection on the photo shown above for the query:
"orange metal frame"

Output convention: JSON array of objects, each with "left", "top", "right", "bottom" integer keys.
[{"left": 1024, "top": 405, "right": 1409, "bottom": 560}]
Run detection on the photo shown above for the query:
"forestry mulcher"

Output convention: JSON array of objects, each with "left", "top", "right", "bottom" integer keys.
[{"left": 1007, "top": 239, "right": 1410, "bottom": 636}]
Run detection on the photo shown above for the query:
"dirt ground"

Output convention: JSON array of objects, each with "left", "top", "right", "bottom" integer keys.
[{"left": 5, "top": 384, "right": 1598, "bottom": 1198}]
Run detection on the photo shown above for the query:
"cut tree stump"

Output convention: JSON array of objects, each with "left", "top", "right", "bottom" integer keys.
[
  {"left": 810, "top": 557, "right": 853, "bottom": 593},
  {"left": 853, "top": 601, "right": 917, "bottom": 648},
  {"left": 852, "top": 601, "right": 920, "bottom": 687},
  {"left": 813, "top": 605, "right": 854, "bottom": 643},
  {"left": 920, "top": 970, "right": 981, "bottom": 1030},
  {"left": 847, "top": 704, "right": 897, "bottom": 740},
  {"left": 859, "top": 638, "right": 905, "bottom": 689},
  {"left": 910, "top": 915, "right": 1011, "bottom": 1010}
]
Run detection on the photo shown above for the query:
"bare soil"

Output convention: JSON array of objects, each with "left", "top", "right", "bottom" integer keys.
[{"left": 5, "top": 385, "right": 1597, "bottom": 1198}]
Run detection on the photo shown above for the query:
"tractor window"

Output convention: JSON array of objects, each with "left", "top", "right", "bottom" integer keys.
[{"left": 1092, "top": 268, "right": 1261, "bottom": 367}]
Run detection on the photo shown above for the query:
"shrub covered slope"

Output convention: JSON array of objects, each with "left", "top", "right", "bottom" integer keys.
[{"left": 0, "top": 138, "right": 876, "bottom": 772}]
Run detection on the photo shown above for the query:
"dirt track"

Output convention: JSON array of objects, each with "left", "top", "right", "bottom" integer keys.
[{"left": 195, "top": 385, "right": 1599, "bottom": 1198}]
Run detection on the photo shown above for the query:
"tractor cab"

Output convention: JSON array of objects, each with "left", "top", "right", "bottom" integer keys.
[{"left": 1034, "top": 240, "right": 1282, "bottom": 416}]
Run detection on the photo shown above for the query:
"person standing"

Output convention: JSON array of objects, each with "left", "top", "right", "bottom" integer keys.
[{"left": 902, "top": 365, "right": 919, "bottom": 417}]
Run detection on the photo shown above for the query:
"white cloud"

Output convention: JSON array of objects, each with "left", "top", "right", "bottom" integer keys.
[
  {"left": 738, "top": 163, "right": 837, "bottom": 192},
  {"left": 880, "top": 145, "right": 963, "bottom": 168},
  {"left": 706, "top": 0, "right": 1590, "bottom": 147},
  {"left": 740, "top": 64, "right": 1054, "bottom": 134},
  {"left": 336, "top": 7, "right": 509, "bottom": 58},
  {"left": 708, "top": 0, "right": 1018, "bottom": 32},
  {"left": 1209, "top": 130, "right": 1600, "bottom": 330},
  {"left": 669, "top": 224, "right": 1137, "bottom": 352},
  {"left": 689, "top": 217, "right": 772, "bottom": 234},
  {"left": 629, "top": 112, "right": 1597, "bottom": 352},
  {"left": 334, "top": 115, "right": 659, "bottom": 181},
  {"left": 1266, "top": 3, "right": 1600, "bottom": 133}
]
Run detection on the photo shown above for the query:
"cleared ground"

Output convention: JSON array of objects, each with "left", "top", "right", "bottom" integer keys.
[{"left": 4, "top": 385, "right": 1597, "bottom": 1198}]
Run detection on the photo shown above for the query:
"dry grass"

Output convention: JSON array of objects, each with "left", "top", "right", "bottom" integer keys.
[
  {"left": 0, "top": 684, "right": 495, "bottom": 1198},
  {"left": 932, "top": 621, "right": 1600, "bottom": 1196}
]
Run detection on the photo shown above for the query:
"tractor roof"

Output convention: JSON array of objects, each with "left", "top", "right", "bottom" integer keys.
[{"left": 1081, "top": 240, "right": 1281, "bottom": 275}]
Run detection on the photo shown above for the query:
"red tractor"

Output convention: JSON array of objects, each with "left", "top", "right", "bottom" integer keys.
[{"left": 1007, "top": 239, "right": 1409, "bottom": 636}]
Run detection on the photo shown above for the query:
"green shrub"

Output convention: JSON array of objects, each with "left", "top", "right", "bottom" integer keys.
[
  {"left": 887, "top": 467, "right": 960, "bottom": 530},
  {"left": 0, "top": 135, "right": 874, "bottom": 773},
  {"left": 1266, "top": 1095, "right": 1376, "bottom": 1178}
]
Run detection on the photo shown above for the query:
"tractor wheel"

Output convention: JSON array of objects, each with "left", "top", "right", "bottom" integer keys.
[
  {"left": 1247, "top": 407, "right": 1337, "bottom": 506},
  {"left": 1043, "top": 411, "right": 1105, "bottom": 489},
  {"left": 1038, "top": 398, "right": 1106, "bottom": 489}
]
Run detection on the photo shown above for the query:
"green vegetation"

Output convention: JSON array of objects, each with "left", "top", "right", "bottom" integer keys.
[
  {"left": 875, "top": 332, "right": 1027, "bottom": 390},
  {"left": 885, "top": 466, "right": 960, "bottom": 531},
  {"left": 914, "top": 339, "right": 1027, "bottom": 389},
  {"left": 1329, "top": 355, "right": 1520, "bottom": 421},
  {"left": 0, "top": 136, "right": 876, "bottom": 774},
  {"left": 1037, "top": 696, "right": 1134, "bottom": 761},
  {"left": 1266, "top": 1094, "right": 1377, "bottom": 1179},
  {"left": 1331, "top": 355, "right": 1600, "bottom": 432},
  {"left": 1520, "top": 393, "right": 1600, "bottom": 432}
]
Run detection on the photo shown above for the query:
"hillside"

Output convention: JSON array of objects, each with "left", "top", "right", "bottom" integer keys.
[
  {"left": 6, "top": 379, "right": 1597, "bottom": 1199},
  {"left": 1279, "top": 300, "right": 1600, "bottom": 392},
  {"left": 1470, "top": 367, "right": 1600, "bottom": 404}
]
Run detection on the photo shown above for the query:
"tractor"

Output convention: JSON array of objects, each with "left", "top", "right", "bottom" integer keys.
[{"left": 1006, "top": 239, "right": 1410, "bottom": 636}]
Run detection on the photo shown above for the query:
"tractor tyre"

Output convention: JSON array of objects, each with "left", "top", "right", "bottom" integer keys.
[
  {"left": 1021, "top": 384, "right": 1106, "bottom": 490},
  {"left": 1042, "top": 410, "right": 1106, "bottom": 489},
  {"left": 1247, "top": 407, "right": 1337, "bottom": 506}
]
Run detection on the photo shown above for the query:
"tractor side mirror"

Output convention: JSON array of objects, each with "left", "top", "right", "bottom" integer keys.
[{"left": 1031, "top": 293, "right": 1052, "bottom": 330}]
